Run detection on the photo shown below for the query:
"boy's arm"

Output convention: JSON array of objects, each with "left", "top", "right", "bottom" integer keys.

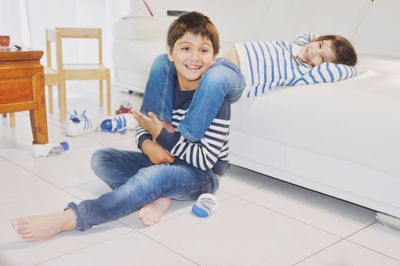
[
  {"left": 135, "top": 107, "right": 229, "bottom": 171},
  {"left": 141, "top": 139, "right": 175, "bottom": 164},
  {"left": 156, "top": 119, "right": 229, "bottom": 170},
  {"left": 293, "top": 63, "right": 357, "bottom": 86},
  {"left": 136, "top": 126, "right": 174, "bottom": 164}
]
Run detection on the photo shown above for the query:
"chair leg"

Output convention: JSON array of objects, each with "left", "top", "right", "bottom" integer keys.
[
  {"left": 99, "top": 80, "right": 103, "bottom": 107},
  {"left": 106, "top": 73, "right": 111, "bottom": 115},
  {"left": 10, "top": 113, "right": 16, "bottom": 127},
  {"left": 58, "top": 81, "right": 67, "bottom": 122},
  {"left": 47, "top": 85, "right": 54, "bottom": 113}
]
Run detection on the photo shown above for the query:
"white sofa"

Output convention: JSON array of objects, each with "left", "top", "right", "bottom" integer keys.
[{"left": 112, "top": 0, "right": 400, "bottom": 221}]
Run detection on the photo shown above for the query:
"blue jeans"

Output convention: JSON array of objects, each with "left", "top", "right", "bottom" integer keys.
[
  {"left": 66, "top": 148, "right": 219, "bottom": 231},
  {"left": 140, "top": 54, "right": 245, "bottom": 142}
]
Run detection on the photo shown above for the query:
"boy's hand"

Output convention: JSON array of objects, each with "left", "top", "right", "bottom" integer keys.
[
  {"left": 161, "top": 121, "right": 176, "bottom": 133},
  {"left": 141, "top": 139, "right": 175, "bottom": 164},
  {"left": 133, "top": 111, "right": 163, "bottom": 138}
]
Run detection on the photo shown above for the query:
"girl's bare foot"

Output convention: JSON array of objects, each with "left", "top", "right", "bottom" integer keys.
[
  {"left": 138, "top": 197, "right": 172, "bottom": 226},
  {"left": 12, "top": 209, "right": 77, "bottom": 242}
]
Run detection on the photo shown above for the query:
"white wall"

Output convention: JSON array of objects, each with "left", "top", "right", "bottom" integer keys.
[
  {"left": 0, "top": 0, "right": 23, "bottom": 45},
  {"left": 0, "top": 0, "right": 131, "bottom": 71}
]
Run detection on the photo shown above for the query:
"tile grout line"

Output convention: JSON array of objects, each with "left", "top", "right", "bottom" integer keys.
[
  {"left": 290, "top": 222, "right": 378, "bottom": 265},
  {"left": 291, "top": 238, "right": 346, "bottom": 266},
  {"left": 135, "top": 229, "right": 200, "bottom": 266},
  {"left": 237, "top": 192, "right": 358, "bottom": 239},
  {"left": 33, "top": 230, "right": 135, "bottom": 266},
  {"left": 345, "top": 226, "right": 400, "bottom": 263}
]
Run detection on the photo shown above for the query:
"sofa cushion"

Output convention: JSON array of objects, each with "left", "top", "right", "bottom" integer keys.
[{"left": 231, "top": 55, "right": 400, "bottom": 177}]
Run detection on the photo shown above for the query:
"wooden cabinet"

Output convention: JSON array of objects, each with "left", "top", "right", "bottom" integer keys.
[{"left": 0, "top": 49, "right": 48, "bottom": 144}]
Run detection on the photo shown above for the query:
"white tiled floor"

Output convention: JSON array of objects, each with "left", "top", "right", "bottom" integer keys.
[{"left": 1, "top": 81, "right": 400, "bottom": 266}]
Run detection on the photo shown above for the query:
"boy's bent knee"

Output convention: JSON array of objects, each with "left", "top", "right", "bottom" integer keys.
[{"left": 91, "top": 148, "right": 116, "bottom": 169}]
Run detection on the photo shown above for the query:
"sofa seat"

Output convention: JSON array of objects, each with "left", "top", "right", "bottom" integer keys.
[{"left": 230, "top": 55, "right": 400, "bottom": 217}]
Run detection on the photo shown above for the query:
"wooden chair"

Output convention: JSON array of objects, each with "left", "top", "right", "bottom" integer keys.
[{"left": 55, "top": 27, "right": 111, "bottom": 122}]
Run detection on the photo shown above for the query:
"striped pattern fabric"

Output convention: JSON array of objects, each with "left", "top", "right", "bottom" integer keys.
[
  {"left": 169, "top": 109, "right": 229, "bottom": 171},
  {"left": 135, "top": 126, "right": 152, "bottom": 148},
  {"left": 235, "top": 33, "right": 357, "bottom": 99},
  {"left": 136, "top": 88, "right": 231, "bottom": 176}
]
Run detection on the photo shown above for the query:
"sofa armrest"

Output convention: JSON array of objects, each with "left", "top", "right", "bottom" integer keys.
[{"left": 113, "top": 16, "right": 176, "bottom": 41}]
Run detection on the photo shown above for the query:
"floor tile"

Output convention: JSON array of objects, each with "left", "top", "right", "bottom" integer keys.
[
  {"left": 38, "top": 231, "right": 195, "bottom": 266},
  {"left": 241, "top": 181, "right": 376, "bottom": 237},
  {"left": 348, "top": 223, "right": 400, "bottom": 261},
  {"left": 0, "top": 190, "right": 131, "bottom": 266},
  {"left": 2, "top": 87, "right": 399, "bottom": 266},
  {"left": 85, "top": 129, "right": 137, "bottom": 148},
  {"left": 219, "top": 165, "right": 277, "bottom": 195},
  {"left": 0, "top": 142, "right": 107, "bottom": 188},
  {"left": 100, "top": 136, "right": 141, "bottom": 151},
  {"left": 0, "top": 160, "right": 58, "bottom": 205},
  {"left": 141, "top": 197, "right": 339, "bottom": 266},
  {"left": 296, "top": 240, "right": 400, "bottom": 266}
]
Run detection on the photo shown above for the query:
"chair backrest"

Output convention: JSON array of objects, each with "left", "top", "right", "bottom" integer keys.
[
  {"left": 55, "top": 27, "right": 103, "bottom": 65},
  {"left": 45, "top": 28, "right": 62, "bottom": 71}
]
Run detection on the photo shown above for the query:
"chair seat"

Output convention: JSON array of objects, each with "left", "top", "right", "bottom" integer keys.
[
  {"left": 63, "top": 64, "right": 109, "bottom": 70},
  {"left": 63, "top": 64, "right": 110, "bottom": 80},
  {"left": 44, "top": 67, "right": 59, "bottom": 85},
  {"left": 44, "top": 67, "right": 57, "bottom": 74}
]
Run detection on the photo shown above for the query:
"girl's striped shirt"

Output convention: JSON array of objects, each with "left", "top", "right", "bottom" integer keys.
[{"left": 235, "top": 33, "right": 357, "bottom": 99}]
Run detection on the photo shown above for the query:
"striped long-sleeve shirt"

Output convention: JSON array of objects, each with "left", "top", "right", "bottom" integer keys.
[
  {"left": 235, "top": 33, "right": 357, "bottom": 99},
  {"left": 136, "top": 86, "right": 230, "bottom": 176}
]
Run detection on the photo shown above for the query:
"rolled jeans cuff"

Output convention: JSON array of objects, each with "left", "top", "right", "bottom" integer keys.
[{"left": 65, "top": 202, "right": 85, "bottom": 232}]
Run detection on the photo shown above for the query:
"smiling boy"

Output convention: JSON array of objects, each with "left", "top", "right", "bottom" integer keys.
[{"left": 12, "top": 11, "right": 230, "bottom": 241}]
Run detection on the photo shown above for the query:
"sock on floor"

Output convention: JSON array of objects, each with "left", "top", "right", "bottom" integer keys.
[
  {"left": 191, "top": 193, "right": 218, "bottom": 218},
  {"left": 33, "top": 141, "right": 69, "bottom": 157}
]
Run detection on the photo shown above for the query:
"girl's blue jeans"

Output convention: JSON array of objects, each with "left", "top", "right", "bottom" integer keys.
[
  {"left": 140, "top": 54, "right": 245, "bottom": 142},
  {"left": 66, "top": 148, "right": 219, "bottom": 231}
]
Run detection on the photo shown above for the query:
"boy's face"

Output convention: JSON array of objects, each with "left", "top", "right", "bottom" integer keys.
[
  {"left": 168, "top": 32, "right": 214, "bottom": 90},
  {"left": 297, "top": 40, "right": 336, "bottom": 66}
]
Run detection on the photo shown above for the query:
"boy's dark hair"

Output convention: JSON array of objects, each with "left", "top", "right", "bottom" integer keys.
[
  {"left": 167, "top": 11, "right": 220, "bottom": 56},
  {"left": 314, "top": 35, "right": 357, "bottom": 66}
]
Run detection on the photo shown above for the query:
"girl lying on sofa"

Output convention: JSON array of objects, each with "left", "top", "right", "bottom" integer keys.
[{"left": 141, "top": 32, "right": 358, "bottom": 142}]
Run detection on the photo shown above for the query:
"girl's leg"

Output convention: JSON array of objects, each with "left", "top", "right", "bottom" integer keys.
[
  {"left": 139, "top": 55, "right": 244, "bottom": 142},
  {"left": 177, "top": 59, "right": 245, "bottom": 141},
  {"left": 140, "top": 54, "right": 176, "bottom": 123}
]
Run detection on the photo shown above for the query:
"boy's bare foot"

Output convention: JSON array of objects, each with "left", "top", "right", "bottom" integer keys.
[
  {"left": 138, "top": 197, "right": 172, "bottom": 226},
  {"left": 12, "top": 209, "right": 77, "bottom": 242}
]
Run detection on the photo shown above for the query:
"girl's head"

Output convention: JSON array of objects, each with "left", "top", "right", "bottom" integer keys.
[{"left": 297, "top": 35, "right": 357, "bottom": 67}]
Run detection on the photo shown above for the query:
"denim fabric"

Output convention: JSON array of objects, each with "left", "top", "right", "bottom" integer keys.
[
  {"left": 140, "top": 54, "right": 176, "bottom": 123},
  {"left": 66, "top": 148, "right": 219, "bottom": 231},
  {"left": 140, "top": 54, "right": 245, "bottom": 142}
]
